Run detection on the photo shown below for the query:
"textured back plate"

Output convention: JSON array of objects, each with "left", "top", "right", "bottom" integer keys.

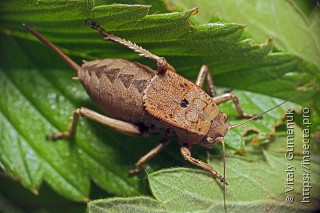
[{"left": 143, "top": 70, "right": 219, "bottom": 143}]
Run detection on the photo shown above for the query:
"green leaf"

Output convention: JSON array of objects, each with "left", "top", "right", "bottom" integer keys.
[
  {"left": 149, "top": 168, "right": 224, "bottom": 212},
  {"left": 0, "top": 34, "right": 143, "bottom": 201},
  {"left": 0, "top": 0, "right": 319, "bottom": 204},
  {"left": 0, "top": 175, "right": 86, "bottom": 213},
  {"left": 167, "top": 0, "right": 320, "bottom": 69},
  {"left": 87, "top": 197, "right": 165, "bottom": 213},
  {"left": 149, "top": 128, "right": 320, "bottom": 212},
  {"left": 88, "top": 128, "right": 320, "bottom": 212},
  {"left": 0, "top": 61, "right": 90, "bottom": 200}
]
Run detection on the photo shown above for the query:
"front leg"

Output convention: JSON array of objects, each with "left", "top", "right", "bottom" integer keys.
[
  {"left": 47, "top": 107, "right": 145, "bottom": 140},
  {"left": 180, "top": 143, "right": 228, "bottom": 185}
]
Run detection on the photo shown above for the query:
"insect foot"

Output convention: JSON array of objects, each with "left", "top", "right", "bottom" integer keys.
[{"left": 46, "top": 132, "right": 72, "bottom": 141}]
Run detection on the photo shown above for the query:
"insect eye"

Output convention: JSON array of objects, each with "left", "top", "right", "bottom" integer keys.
[
  {"left": 180, "top": 98, "right": 189, "bottom": 108},
  {"left": 223, "top": 113, "right": 228, "bottom": 122}
]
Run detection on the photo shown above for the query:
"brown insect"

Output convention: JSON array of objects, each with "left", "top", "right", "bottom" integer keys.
[{"left": 23, "top": 21, "right": 264, "bottom": 186}]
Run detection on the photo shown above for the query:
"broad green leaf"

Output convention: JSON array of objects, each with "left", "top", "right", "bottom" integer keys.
[
  {"left": 0, "top": 175, "right": 86, "bottom": 213},
  {"left": 292, "top": 0, "right": 318, "bottom": 17},
  {"left": 88, "top": 128, "right": 320, "bottom": 212},
  {"left": 148, "top": 129, "right": 320, "bottom": 212},
  {"left": 87, "top": 197, "right": 165, "bottom": 213},
  {"left": 0, "top": 0, "right": 319, "bottom": 203},
  {"left": 0, "top": 34, "right": 143, "bottom": 201},
  {"left": 167, "top": 0, "right": 320, "bottom": 69}
]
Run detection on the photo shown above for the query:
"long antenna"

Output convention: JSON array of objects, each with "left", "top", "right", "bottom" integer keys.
[
  {"left": 221, "top": 139, "right": 227, "bottom": 213},
  {"left": 23, "top": 23, "right": 80, "bottom": 73},
  {"left": 228, "top": 87, "right": 317, "bottom": 129}
]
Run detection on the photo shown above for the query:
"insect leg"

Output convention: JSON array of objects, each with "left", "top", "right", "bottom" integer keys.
[
  {"left": 86, "top": 21, "right": 175, "bottom": 74},
  {"left": 180, "top": 143, "right": 228, "bottom": 185},
  {"left": 195, "top": 65, "right": 216, "bottom": 97},
  {"left": 129, "top": 131, "right": 171, "bottom": 174},
  {"left": 213, "top": 93, "right": 258, "bottom": 118},
  {"left": 47, "top": 107, "right": 144, "bottom": 140}
]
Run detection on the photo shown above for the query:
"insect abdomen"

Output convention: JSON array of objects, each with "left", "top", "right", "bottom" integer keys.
[{"left": 79, "top": 59, "right": 156, "bottom": 124}]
